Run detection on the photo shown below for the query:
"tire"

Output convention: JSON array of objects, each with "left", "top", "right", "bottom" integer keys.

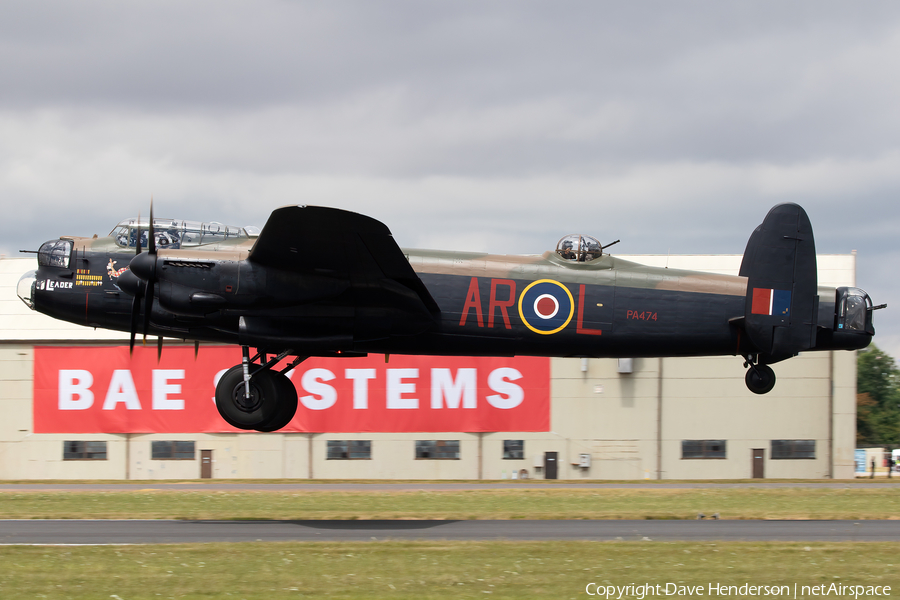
[
  {"left": 745, "top": 364, "right": 776, "bottom": 395},
  {"left": 215, "top": 366, "right": 282, "bottom": 429},
  {"left": 255, "top": 372, "right": 299, "bottom": 432}
]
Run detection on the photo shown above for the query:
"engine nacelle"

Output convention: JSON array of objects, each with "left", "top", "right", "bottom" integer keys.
[{"left": 156, "top": 259, "right": 242, "bottom": 316}]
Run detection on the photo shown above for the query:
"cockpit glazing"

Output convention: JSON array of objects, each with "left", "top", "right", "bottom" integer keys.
[
  {"left": 556, "top": 234, "right": 603, "bottom": 262},
  {"left": 836, "top": 287, "right": 873, "bottom": 333},
  {"left": 109, "top": 219, "right": 256, "bottom": 250}
]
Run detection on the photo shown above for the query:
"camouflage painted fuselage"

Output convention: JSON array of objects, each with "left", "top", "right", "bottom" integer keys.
[{"left": 402, "top": 249, "right": 747, "bottom": 358}]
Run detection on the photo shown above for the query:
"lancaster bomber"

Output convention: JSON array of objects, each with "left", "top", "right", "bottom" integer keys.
[{"left": 18, "top": 203, "right": 881, "bottom": 432}]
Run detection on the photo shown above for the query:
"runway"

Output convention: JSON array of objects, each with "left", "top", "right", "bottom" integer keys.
[{"left": 2, "top": 519, "right": 898, "bottom": 544}]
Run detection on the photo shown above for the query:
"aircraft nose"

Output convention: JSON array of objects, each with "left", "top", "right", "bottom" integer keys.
[{"left": 17, "top": 270, "right": 36, "bottom": 309}]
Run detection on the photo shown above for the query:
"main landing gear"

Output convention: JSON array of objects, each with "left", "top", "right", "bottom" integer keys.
[
  {"left": 215, "top": 347, "right": 307, "bottom": 432},
  {"left": 743, "top": 354, "right": 776, "bottom": 395}
]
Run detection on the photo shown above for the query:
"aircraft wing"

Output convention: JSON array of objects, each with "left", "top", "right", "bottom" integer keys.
[{"left": 248, "top": 205, "right": 439, "bottom": 314}]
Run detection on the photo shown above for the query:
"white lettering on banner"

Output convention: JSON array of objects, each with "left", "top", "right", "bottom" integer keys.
[
  {"left": 486, "top": 367, "right": 524, "bottom": 409},
  {"left": 386, "top": 368, "right": 419, "bottom": 409},
  {"left": 212, "top": 369, "right": 228, "bottom": 403},
  {"left": 152, "top": 370, "right": 185, "bottom": 410},
  {"left": 59, "top": 370, "right": 94, "bottom": 410},
  {"left": 344, "top": 368, "right": 376, "bottom": 409},
  {"left": 431, "top": 368, "right": 476, "bottom": 409},
  {"left": 103, "top": 370, "right": 142, "bottom": 410},
  {"left": 58, "top": 365, "right": 531, "bottom": 413},
  {"left": 300, "top": 368, "right": 337, "bottom": 410}
]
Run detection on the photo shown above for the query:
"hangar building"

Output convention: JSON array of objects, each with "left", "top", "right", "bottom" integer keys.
[{"left": 0, "top": 254, "right": 858, "bottom": 480}]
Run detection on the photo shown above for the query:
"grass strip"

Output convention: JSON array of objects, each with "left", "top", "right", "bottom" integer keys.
[
  {"left": 1, "top": 487, "right": 900, "bottom": 520},
  {"left": 0, "top": 541, "right": 896, "bottom": 599},
  {"left": 4, "top": 478, "right": 900, "bottom": 484}
]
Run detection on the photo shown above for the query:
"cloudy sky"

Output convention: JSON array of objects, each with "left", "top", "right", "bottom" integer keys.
[{"left": 2, "top": 1, "right": 899, "bottom": 358}]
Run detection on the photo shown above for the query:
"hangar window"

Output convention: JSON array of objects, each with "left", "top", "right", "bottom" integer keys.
[
  {"left": 63, "top": 441, "right": 107, "bottom": 460},
  {"left": 771, "top": 440, "right": 816, "bottom": 460},
  {"left": 327, "top": 440, "right": 372, "bottom": 460},
  {"left": 503, "top": 440, "right": 524, "bottom": 460},
  {"left": 416, "top": 440, "right": 460, "bottom": 460},
  {"left": 681, "top": 440, "right": 726, "bottom": 459},
  {"left": 151, "top": 441, "right": 196, "bottom": 460}
]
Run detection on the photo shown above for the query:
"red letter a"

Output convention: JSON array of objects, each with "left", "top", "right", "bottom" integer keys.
[{"left": 459, "top": 277, "right": 484, "bottom": 327}]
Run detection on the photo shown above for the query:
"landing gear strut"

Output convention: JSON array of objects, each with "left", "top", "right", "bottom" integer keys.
[
  {"left": 215, "top": 347, "right": 305, "bottom": 431},
  {"left": 743, "top": 354, "right": 776, "bottom": 395}
]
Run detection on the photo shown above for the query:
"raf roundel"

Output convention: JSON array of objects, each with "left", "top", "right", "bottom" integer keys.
[{"left": 517, "top": 279, "right": 575, "bottom": 335}]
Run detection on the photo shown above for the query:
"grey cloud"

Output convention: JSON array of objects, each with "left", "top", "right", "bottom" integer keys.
[
  {"left": 1, "top": 0, "right": 899, "bottom": 357},
  {"left": 2, "top": 3, "right": 900, "bottom": 180}
]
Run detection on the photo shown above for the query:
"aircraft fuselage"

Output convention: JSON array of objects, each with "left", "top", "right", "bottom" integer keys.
[{"left": 22, "top": 238, "right": 868, "bottom": 360}]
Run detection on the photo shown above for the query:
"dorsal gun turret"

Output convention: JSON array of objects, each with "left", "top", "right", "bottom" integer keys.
[{"left": 555, "top": 234, "right": 619, "bottom": 262}]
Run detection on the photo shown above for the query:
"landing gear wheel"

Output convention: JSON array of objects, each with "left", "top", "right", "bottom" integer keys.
[
  {"left": 254, "top": 372, "right": 298, "bottom": 432},
  {"left": 215, "top": 366, "right": 282, "bottom": 430},
  {"left": 745, "top": 364, "right": 776, "bottom": 395}
]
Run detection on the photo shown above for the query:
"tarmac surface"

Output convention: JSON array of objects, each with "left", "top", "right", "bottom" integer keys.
[{"left": 2, "top": 519, "right": 898, "bottom": 544}]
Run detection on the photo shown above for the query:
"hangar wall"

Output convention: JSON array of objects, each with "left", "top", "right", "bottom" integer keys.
[{"left": 0, "top": 254, "right": 858, "bottom": 480}]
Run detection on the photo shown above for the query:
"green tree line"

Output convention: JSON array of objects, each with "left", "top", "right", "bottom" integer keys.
[{"left": 857, "top": 344, "right": 900, "bottom": 446}]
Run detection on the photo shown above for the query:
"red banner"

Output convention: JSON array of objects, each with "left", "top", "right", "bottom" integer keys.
[{"left": 33, "top": 346, "right": 550, "bottom": 433}]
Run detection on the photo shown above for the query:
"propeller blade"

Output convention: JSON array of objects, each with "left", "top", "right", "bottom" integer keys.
[
  {"left": 127, "top": 207, "right": 149, "bottom": 355},
  {"left": 135, "top": 198, "right": 159, "bottom": 343},
  {"left": 129, "top": 293, "right": 141, "bottom": 355},
  {"left": 142, "top": 278, "right": 155, "bottom": 338},
  {"left": 157, "top": 336, "right": 163, "bottom": 362},
  {"left": 135, "top": 210, "right": 142, "bottom": 256},
  {"left": 148, "top": 197, "right": 156, "bottom": 255},
  {"left": 194, "top": 340, "right": 200, "bottom": 360}
]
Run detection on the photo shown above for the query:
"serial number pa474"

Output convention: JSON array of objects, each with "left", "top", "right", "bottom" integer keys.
[{"left": 626, "top": 310, "right": 658, "bottom": 321}]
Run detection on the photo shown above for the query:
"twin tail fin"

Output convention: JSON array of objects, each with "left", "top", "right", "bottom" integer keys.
[{"left": 738, "top": 203, "right": 818, "bottom": 364}]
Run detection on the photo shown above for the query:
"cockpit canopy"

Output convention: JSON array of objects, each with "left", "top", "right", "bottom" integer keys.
[
  {"left": 109, "top": 218, "right": 260, "bottom": 250},
  {"left": 556, "top": 234, "right": 603, "bottom": 262}
]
